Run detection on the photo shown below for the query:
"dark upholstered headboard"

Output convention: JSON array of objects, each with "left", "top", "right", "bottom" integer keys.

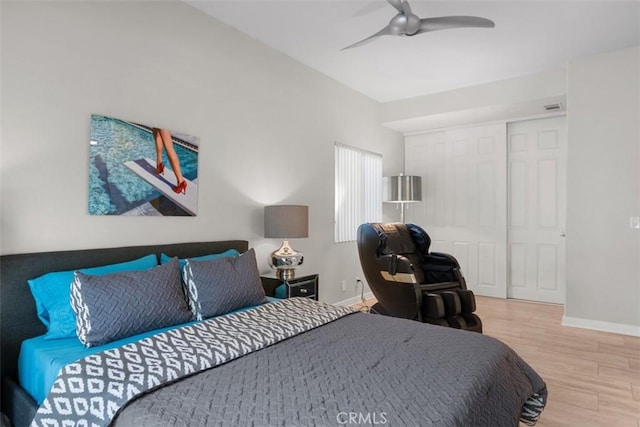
[{"left": 0, "top": 240, "right": 249, "bottom": 394}]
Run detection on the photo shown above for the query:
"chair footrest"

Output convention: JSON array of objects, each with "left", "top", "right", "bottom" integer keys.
[
  {"left": 421, "top": 293, "right": 446, "bottom": 319},
  {"left": 440, "top": 291, "right": 462, "bottom": 316},
  {"left": 424, "top": 314, "right": 482, "bottom": 333},
  {"left": 455, "top": 289, "right": 477, "bottom": 313},
  {"left": 445, "top": 315, "right": 467, "bottom": 329},
  {"left": 424, "top": 317, "right": 449, "bottom": 327},
  {"left": 461, "top": 313, "right": 483, "bottom": 333},
  {"left": 420, "top": 289, "right": 477, "bottom": 317}
]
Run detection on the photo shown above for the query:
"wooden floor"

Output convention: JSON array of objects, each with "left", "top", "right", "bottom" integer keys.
[{"left": 353, "top": 296, "right": 640, "bottom": 426}]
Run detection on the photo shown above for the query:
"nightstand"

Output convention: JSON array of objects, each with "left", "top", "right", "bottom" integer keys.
[{"left": 260, "top": 273, "right": 319, "bottom": 300}]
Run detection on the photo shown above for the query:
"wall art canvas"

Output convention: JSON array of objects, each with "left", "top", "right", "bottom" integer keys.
[{"left": 89, "top": 114, "right": 199, "bottom": 216}]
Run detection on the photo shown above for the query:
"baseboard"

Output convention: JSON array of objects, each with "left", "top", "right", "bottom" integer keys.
[
  {"left": 562, "top": 315, "right": 640, "bottom": 337},
  {"left": 335, "top": 292, "right": 374, "bottom": 307}
]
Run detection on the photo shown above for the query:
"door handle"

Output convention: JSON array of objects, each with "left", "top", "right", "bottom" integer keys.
[{"left": 560, "top": 230, "right": 566, "bottom": 237}]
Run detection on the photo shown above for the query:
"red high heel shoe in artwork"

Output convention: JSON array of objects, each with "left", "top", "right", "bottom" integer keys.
[
  {"left": 173, "top": 180, "right": 187, "bottom": 195},
  {"left": 155, "top": 162, "right": 165, "bottom": 175}
]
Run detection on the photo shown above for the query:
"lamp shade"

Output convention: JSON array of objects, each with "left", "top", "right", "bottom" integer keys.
[
  {"left": 264, "top": 205, "right": 309, "bottom": 238},
  {"left": 384, "top": 175, "right": 422, "bottom": 202}
]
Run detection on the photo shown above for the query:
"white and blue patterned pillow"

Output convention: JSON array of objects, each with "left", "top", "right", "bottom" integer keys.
[
  {"left": 183, "top": 248, "right": 267, "bottom": 320},
  {"left": 70, "top": 257, "right": 193, "bottom": 347}
]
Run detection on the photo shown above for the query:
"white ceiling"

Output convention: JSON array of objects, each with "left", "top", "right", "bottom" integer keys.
[{"left": 188, "top": 1, "right": 640, "bottom": 103}]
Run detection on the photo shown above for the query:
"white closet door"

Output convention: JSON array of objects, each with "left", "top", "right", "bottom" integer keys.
[
  {"left": 405, "top": 123, "right": 507, "bottom": 298},
  {"left": 507, "top": 116, "right": 567, "bottom": 304}
]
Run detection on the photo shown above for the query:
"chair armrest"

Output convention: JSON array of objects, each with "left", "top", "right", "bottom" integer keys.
[{"left": 378, "top": 254, "right": 417, "bottom": 284}]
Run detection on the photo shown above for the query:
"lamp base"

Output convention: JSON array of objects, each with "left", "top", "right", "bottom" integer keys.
[
  {"left": 275, "top": 268, "right": 296, "bottom": 281},
  {"left": 269, "top": 240, "right": 303, "bottom": 281}
]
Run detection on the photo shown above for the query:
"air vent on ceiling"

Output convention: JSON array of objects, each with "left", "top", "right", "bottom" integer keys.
[{"left": 544, "top": 103, "right": 564, "bottom": 112}]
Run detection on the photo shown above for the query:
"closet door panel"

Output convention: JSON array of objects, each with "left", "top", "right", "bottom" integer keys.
[{"left": 405, "top": 124, "right": 507, "bottom": 298}]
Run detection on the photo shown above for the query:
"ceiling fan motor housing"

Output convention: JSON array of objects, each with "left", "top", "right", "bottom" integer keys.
[{"left": 389, "top": 12, "right": 421, "bottom": 35}]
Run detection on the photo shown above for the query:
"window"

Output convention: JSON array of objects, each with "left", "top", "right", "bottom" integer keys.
[{"left": 334, "top": 143, "right": 383, "bottom": 242}]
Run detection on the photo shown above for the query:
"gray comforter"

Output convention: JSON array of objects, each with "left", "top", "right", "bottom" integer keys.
[{"left": 113, "top": 312, "right": 546, "bottom": 427}]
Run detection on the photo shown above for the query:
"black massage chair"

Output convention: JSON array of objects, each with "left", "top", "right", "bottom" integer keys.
[{"left": 357, "top": 222, "right": 482, "bottom": 333}]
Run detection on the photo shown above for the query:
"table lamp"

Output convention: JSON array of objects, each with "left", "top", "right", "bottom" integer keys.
[{"left": 264, "top": 205, "right": 309, "bottom": 280}]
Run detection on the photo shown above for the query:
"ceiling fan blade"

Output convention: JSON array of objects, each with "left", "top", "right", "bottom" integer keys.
[
  {"left": 401, "top": 0, "right": 412, "bottom": 15},
  {"left": 341, "top": 26, "right": 393, "bottom": 50},
  {"left": 418, "top": 16, "right": 495, "bottom": 34},
  {"left": 387, "top": 0, "right": 405, "bottom": 14}
]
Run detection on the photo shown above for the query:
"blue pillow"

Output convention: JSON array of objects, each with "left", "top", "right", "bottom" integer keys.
[
  {"left": 160, "top": 249, "right": 240, "bottom": 268},
  {"left": 27, "top": 254, "right": 158, "bottom": 340}
]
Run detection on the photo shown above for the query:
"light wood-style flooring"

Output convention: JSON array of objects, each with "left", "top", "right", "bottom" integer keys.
[{"left": 353, "top": 296, "right": 640, "bottom": 426}]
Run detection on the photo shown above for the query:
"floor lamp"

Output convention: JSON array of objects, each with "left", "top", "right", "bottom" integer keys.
[{"left": 383, "top": 175, "right": 422, "bottom": 223}]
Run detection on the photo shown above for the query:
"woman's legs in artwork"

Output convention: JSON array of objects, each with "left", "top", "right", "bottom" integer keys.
[
  {"left": 153, "top": 128, "right": 165, "bottom": 174},
  {"left": 156, "top": 128, "right": 187, "bottom": 194}
]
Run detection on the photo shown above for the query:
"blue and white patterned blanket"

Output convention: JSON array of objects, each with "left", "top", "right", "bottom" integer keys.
[{"left": 30, "top": 298, "right": 354, "bottom": 427}]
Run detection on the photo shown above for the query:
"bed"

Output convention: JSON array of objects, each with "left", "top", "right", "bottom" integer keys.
[{"left": 0, "top": 240, "right": 547, "bottom": 427}]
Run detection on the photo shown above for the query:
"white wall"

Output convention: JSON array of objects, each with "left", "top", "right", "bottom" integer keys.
[
  {"left": 380, "top": 69, "right": 567, "bottom": 131},
  {"left": 565, "top": 46, "right": 640, "bottom": 331},
  {"left": 0, "top": 1, "right": 403, "bottom": 304}
]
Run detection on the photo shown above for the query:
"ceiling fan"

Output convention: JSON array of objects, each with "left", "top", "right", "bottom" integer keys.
[{"left": 342, "top": 0, "right": 495, "bottom": 50}]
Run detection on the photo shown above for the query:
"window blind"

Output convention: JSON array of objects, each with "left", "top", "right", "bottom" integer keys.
[{"left": 334, "top": 143, "right": 382, "bottom": 243}]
